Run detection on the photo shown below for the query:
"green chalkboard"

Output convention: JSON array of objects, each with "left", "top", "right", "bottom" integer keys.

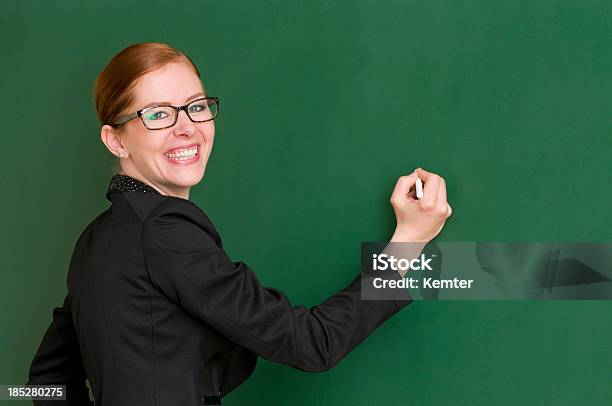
[{"left": 1, "top": 1, "right": 610, "bottom": 405}]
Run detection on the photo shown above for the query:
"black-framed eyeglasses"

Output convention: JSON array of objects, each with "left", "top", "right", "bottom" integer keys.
[{"left": 110, "top": 96, "right": 219, "bottom": 130}]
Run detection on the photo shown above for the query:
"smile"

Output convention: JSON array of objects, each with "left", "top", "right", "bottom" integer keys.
[{"left": 164, "top": 145, "right": 199, "bottom": 161}]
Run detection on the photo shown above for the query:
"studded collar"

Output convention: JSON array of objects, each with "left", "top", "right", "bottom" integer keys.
[{"left": 105, "top": 173, "right": 161, "bottom": 201}]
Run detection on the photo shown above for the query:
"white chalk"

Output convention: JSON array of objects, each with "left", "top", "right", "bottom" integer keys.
[{"left": 416, "top": 177, "right": 423, "bottom": 199}]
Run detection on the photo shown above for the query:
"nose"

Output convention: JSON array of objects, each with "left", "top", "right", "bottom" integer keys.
[{"left": 173, "top": 109, "right": 196, "bottom": 136}]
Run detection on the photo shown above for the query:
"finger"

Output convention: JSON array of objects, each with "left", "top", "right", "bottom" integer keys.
[
  {"left": 419, "top": 172, "right": 441, "bottom": 209},
  {"left": 437, "top": 177, "right": 448, "bottom": 207},
  {"left": 415, "top": 167, "right": 437, "bottom": 182},
  {"left": 390, "top": 172, "right": 419, "bottom": 204},
  {"left": 437, "top": 182, "right": 451, "bottom": 218},
  {"left": 415, "top": 167, "right": 441, "bottom": 202},
  {"left": 447, "top": 202, "right": 452, "bottom": 217}
]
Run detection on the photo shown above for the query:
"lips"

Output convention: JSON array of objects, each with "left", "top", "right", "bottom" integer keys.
[
  {"left": 163, "top": 143, "right": 201, "bottom": 164},
  {"left": 164, "top": 143, "right": 200, "bottom": 155}
]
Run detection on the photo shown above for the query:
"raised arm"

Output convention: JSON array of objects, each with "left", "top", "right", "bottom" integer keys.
[
  {"left": 142, "top": 198, "right": 412, "bottom": 372},
  {"left": 27, "top": 294, "right": 93, "bottom": 405}
]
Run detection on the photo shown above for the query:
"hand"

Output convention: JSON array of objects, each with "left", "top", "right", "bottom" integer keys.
[{"left": 389, "top": 167, "right": 452, "bottom": 243}]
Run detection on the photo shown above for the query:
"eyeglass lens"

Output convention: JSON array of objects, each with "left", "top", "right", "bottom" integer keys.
[{"left": 142, "top": 99, "right": 218, "bottom": 129}]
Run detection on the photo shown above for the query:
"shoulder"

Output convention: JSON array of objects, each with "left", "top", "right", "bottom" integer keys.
[
  {"left": 72, "top": 207, "right": 113, "bottom": 253},
  {"left": 142, "top": 196, "right": 223, "bottom": 251}
]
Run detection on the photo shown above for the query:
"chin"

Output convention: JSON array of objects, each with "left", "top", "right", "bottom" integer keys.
[{"left": 171, "top": 170, "right": 205, "bottom": 187}]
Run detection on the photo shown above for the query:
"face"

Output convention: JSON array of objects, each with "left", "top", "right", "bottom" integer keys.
[{"left": 101, "top": 61, "right": 215, "bottom": 199}]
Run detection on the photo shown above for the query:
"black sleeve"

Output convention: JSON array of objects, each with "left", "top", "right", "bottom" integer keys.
[
  {"left": 142, "top": 199, "right": 412, "bottom": 372},
  {"left": 27, "top": 294, "right": 93, "bottom": 405}
]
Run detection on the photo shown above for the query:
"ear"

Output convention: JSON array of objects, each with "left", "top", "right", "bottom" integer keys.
[{"left": 100, "top": 125, "right": 127, "bottom": 158}]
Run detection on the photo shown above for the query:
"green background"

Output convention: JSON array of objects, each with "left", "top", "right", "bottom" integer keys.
[{"left": 1, "top": 0, "right": 611, "bottom": 404}]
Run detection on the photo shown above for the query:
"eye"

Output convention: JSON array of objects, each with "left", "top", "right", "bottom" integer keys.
[
  {"left": 145, "top": 110, "right": 169, "bottom": 120},
  {"left": 189, "top": 102, "right": 208, "bottom": 113}
]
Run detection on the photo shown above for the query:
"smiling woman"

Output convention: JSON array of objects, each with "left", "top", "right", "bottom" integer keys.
[
  {"left": 95, "top": 43, "right": 217, "bottom": 200},
  {"left": 26, "top": 42, "right": 451, "bottom": 406}
]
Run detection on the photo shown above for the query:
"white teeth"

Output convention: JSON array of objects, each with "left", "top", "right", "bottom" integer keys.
[{"left": 165, "top": 146, "right": 198, "bottom": 160}]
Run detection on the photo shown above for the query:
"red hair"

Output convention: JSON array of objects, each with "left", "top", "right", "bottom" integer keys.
[{"left": 93, "top": 42, "right": 202, "bottom": 126}]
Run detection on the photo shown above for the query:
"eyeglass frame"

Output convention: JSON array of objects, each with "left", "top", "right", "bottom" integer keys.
[{"left": 109, "top": 96, "right": 220, "bottom": 130}]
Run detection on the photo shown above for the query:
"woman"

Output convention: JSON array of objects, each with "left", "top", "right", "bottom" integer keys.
[{"left": 27, "top": 42, "right": 452, "bottom": 406}]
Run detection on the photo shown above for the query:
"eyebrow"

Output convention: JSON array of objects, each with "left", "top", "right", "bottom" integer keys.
[{"left": 139, "top": 92, "right": 206, "bottom": 110}]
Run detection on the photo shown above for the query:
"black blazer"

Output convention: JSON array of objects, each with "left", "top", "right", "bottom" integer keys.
[{"left": 27, "top": 174, "right": 412, "bottom": 406}]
